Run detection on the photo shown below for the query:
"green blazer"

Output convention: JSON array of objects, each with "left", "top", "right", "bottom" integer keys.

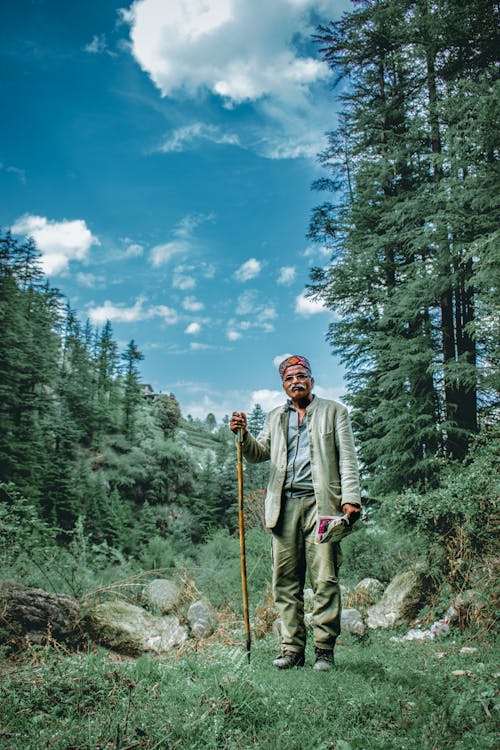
[{"left": 242, "top": 396, "right": 361, "bottom": 529}]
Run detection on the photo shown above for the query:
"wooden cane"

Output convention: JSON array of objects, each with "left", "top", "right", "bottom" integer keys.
[{"left": 237, "top": 428, "right": 251, "bottom": 663}]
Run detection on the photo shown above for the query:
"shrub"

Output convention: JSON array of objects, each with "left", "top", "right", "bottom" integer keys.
[
  {"left": 191, "top": 527, "right": 272, "bottom": 612},
  {"left": 0, "top": 483, "right": 136, "bottom": 596},
  {"left": 340, "top": 515, "right": 423, "bottom": 587},
  {"left": 388, "top": 435, "right": 498, "bottom": 561}
]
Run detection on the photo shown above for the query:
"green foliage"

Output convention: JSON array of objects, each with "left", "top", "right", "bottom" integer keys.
[
  {"left": 309, "top": 0, "right": 499, "bottom": 493},
  {"left": 192, "top": 527, "right": 272, "bottom": 611},
  {"left": 389, "top": 435, "right": 498, "bottom": 548},
  {"left": 152, "top": 392, "right": 181, "bottom": 438},
  {"left": 0, "top": 483, "right": 136, "bottom": 596},
  {"left": 384, "top": 432, "right": 499, "bottom": 601},
  {"left": 138, "top": 535, "right": 183, "bottom": 572},
  {"left": 121, "top": 339, "right": 144, "bottom": 440},
  {"left": 247, "top": 403, "right": 266, "bottom": 436},
  {"left": 340, "top": 519, "right": 423, "bottom": 587}
]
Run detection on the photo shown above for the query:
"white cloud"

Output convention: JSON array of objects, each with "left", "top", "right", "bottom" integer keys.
[
  {"left": 182, "top": 296, "right": 204, "bottom": 312},
  {"left": 235, "top": 290, "right": 257, "bottom": 315},
  {"left": 150, "top": 213, "right": 213, "bottom": 267},
  {"left": 230, "top": 290, "right": 277, "bottom": 337},
  {"left": 250, "top": 388, "right": 284, "bottom": 412},
  {"left": 122, "top": 0, "right": 345, "bottom": 159},
  {"left": 88, "top": 297, "right": 178, "bottom": 325},
  {"left": 234, "top": 258, "right": 262, "bottom": 282},
  {"left": 295, "top": 290, "right": 328, "bottom": 316},
  {"left": 314, "top": 384, "right": 346, "bottom": 403},
  {"left": 235, "top": 291, "right": 275, "bottom": 318},
  {"left": 151, "top": 240, "right": 186, "bottom": 267},
  {"left": 76, "top": 272, "right": 105, "bottom": 288},
  {"left": 0, "top": 162, "right": 26, "bottom": 183},
  {"left": 158, "top": 122, "right": 240, "bottom": 153},
  {"left": 83, "top": 34, "right": 108, "bottom": 54},
  {"left": 191, "top": 342, "right": 219, "bottom": 351},
  {"left": 11, "top": 214, "right": 99, "bottom": 276},
  {"left": 152, "top": 304, "right": 179, "bottom": 323},
  {"left": 277, "top": 266, "right": 296, "bottom": 285},
  {"left": 173, "top": 271, "right": 196, "bottom": 290},
  {"left": 124, "top": 242, "right": 144, "bottom": 257},
  {"left": 185, "top": 322, "right": 201, "bottom": 335},
  {"left": 202, "top": 263, "right": 216, "bottom": 279},
  {"left": 123, "top": 0, "right": 332, "bottom": 103},
  {"left": 304, "top": 243, "right": 331, "bottom": 260}
]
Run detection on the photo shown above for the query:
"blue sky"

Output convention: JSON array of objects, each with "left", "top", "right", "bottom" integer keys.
[{"left": 1, "top": 0, "right": 352, "bottom": 421}]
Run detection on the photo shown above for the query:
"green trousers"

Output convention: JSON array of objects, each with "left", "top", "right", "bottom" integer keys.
[{"left": 271, "top": 494, "right": 342, "bottom": 653}]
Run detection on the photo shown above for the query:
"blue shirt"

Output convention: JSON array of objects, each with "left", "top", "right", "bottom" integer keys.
[{"left": 284, "top": 400, "right": 314, "bottom": 496}]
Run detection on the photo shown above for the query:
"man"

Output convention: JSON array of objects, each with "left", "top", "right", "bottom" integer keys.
[{"left": 230, "top": 355, "right": 361, "bottom": 670}]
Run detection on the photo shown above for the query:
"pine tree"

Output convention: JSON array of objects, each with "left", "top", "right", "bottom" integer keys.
[
  {"left": 308, "top": 0, "right": 498, "bottom": 492},
  {"left": 121, "top": 340, "right": 144, "bottom": 440},
  {"left": 0, "top": 233, "right": 62, "bottom": 497},
  {"left": 96, "top": 321, "right": 121, "bottom": 435},
  {"left": 247, "top": 403, "right": 266, "bottom": 436}
]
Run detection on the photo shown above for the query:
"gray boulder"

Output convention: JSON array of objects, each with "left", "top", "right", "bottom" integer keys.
[
  {"left": 187, "top": 599, "right": 218, "bottom": 638},
  {"left": 142, "top": 578, "right": 183, "bottom": 614},
  {"left": 348, "top": 577, "right": 385, "bottom": 610},
  {"left": 85, "top": 600, "right": 188, "bottom": 655},
  {"left": 341, "top": 607, "right": 365, "bottom": 636},
  {"left": 355, "top": 577, "right": 384, "bottom": 598},
  {"left": 366, "top": 569, "right": 430, "bottom": 629}
]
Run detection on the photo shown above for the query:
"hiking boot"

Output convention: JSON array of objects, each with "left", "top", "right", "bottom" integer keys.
[
  {"left": 313, "top": 648, "right": 335, "bottom": 671},
  {"left": 272, "top": 650, "right": 305, "bottom": 669}
]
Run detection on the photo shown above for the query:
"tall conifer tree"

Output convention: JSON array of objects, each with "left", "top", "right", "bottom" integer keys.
[{"left": 308, "top": 0, "right": 498, "bottom": 492}]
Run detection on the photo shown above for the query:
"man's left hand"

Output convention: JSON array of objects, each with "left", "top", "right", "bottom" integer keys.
[{"left": 342, "top": 503, "right": 361, "bottom": 524}]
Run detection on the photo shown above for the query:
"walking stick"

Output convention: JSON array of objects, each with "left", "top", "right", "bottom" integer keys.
[{"left": 237, "top": 428, "right": 251, "bottom": 663}]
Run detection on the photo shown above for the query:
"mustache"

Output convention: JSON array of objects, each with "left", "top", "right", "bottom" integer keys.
[{"left": 291, "top": 384, "right": 306, "bottom": 391}]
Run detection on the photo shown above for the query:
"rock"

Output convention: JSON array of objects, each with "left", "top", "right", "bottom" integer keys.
[
  {"left": 142, "top": 578, "right": 183, "bottom": 614},
  {"left": 349, "top": 578, "right": 385, "bottom": 609},
  {"left": 429, "top": 619, "right": 450, "bottom": 637},
  {"left": 341, "top": 607, "right": 365, "bottom": 636},
  {"left": 390, "top": 608, "right": 454, "bottom": 642},
  {"left": 187, "top": 600, "right": 218, "bottom": 639},
  {"left": 355, "top": 577, "right": 384, "bottom": 598},
  {"left": 366, "top": 569, "right": 430, "bottom": 629},
  {"left": 0, "top": 581, "right": 82, "bottom": 647},
  {"left": 85, "top": 600, "right": 188, "bottom": 655}
]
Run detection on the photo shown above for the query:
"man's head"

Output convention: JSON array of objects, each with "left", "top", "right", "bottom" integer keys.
[{"left": 279, "top": 355, "right": 314, "bottom": 403}]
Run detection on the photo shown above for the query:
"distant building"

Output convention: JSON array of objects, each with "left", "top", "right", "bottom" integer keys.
[{"left": 142, "top": 384, "right": 158, "bottom": 400}]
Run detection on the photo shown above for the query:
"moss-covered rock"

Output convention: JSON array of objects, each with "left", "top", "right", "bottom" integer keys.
[
  {"left": 366, "top": 569, "right": 431, "bottom": 629},
  {"left": 85, "top": 599, "right": 188, "bottom": 655}
]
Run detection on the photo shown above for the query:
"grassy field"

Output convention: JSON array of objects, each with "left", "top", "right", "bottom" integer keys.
[{"left": 1, "top": 630, "right": 497, "bottom": 750}]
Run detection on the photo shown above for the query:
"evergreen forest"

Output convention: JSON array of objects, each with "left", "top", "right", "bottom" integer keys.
[{"left": 0, "top": 227, "right": 272, "bottom": 587}]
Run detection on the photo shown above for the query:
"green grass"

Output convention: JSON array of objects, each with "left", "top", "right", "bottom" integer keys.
[{"left": 1, "top": 631, "right": 497, "bottom": 750}]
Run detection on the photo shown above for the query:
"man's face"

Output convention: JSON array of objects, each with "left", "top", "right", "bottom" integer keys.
[{"left": 282, "top": 364, "right": 314, "bottom": 402}]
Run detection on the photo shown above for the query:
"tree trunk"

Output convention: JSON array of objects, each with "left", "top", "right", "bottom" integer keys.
[{"left": 0, "top": 581, "right": 83, "bottom": 647}]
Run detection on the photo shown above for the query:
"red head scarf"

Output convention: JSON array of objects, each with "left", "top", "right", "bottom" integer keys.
[{"left": 279, "top": 355, "right": 312, "bottom": 379}]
